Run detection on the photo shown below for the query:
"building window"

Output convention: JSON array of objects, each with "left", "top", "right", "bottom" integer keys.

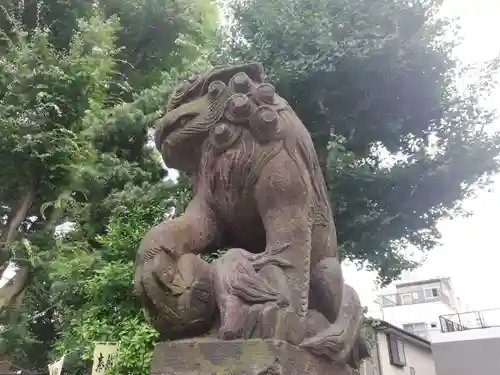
[
  {"left": 402, "top": 323, "right": 415, "bottom": 333},
  {"left": 381, "top": 295, "right": 397, "bottom": 307},
  {"left": 401, "top": 293, "right": 412, "bottom": 305},
  {"left": 402, "top": 322, "right": 427, "bottom": 338},
  {"left": 387, "top": 334, "right": 406, "bottom": 367},
  {"left": 424, "top": 288, "right": 439, "bottom": 299}
]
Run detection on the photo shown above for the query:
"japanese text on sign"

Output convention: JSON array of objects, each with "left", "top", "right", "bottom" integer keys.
[{"left": 91, "top": 343, "right": 119, "bottom": 375}]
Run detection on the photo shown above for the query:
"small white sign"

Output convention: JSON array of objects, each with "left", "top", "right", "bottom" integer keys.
[
  {"left": 91, "top": 342, "right": 120, "bottom": 375},
  {"left": 48, "top": 355, "right": 65, "bottom": 375}
]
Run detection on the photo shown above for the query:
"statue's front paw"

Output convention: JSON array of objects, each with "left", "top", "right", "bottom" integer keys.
[
  {"left": 250, "top": 254, "right": 293, "bottom": 272},
  {"left": 219, "top": 322, "right": 245, "bottom": 340},
  {"left": 258, "top": 302, "right": 280, "bottom": 339},
  {"left": 258, "top": 304, "right": 306, "bottom": 345},
  {"left": 299, "top": 327, "right": 346, "bottom": 361},
  {"left": 218, "top": 303, "right": 261, "bottom": 340},
  {"left": 138, "top": 253, "right": 216, "bottom": 339}
]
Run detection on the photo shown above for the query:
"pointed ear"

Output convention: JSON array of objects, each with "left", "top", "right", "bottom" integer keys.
[{"left": 201, "top": 62, "right": 265, "bottom": 93}]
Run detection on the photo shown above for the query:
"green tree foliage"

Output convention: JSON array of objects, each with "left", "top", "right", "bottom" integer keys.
[
  {"left": 1, "top": 0, "right": 220, "bottom": 92},
  {"left": 37, "top": 80, "right": 208, "bottom": 373},
  {"left": 0, "top": 0, "right": 218, "bottom": 372},
  {"left": 222, "top": 0, "right": 500, "bottom": 283},
  {"left": 0, "top": 11, "right": 121, "bottom": 370},
  {"left": 46, "top": 183, "right": 179, "bottom": 375},
  {"left": 3, "top": 0, "right": 500, "bottom": 373},
  {"left": 0, "top": 10, "right": 121, "bottom": 311},
  {"left": 0, "top": 0, "right": 219, "bottom": 279}
]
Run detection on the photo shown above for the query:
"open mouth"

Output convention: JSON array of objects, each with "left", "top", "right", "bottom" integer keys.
[{"left": 154, "top": 113, "right": 197, "bottom": 151}]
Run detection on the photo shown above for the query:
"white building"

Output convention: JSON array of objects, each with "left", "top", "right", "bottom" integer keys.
[
  {"left": 373, "top": 277, "right": 468, "bottom": 341},
  {"left": 358, "top": 320, "right": 435, "bottom": 375},
  {"left": 432, "top": 308, "right": 500, "bottom": 375}
]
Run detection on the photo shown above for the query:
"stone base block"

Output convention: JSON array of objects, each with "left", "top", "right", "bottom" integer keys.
[{"left": 150, "top": 338, "right": 352, "bottom": 375}]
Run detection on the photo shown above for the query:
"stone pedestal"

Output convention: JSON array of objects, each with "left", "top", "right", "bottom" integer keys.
[{"left": 150, "top": 338, "right": 352, "bottom": 375}]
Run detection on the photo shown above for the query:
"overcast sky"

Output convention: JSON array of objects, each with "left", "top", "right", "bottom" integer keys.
[
  {"left": 344, "top": 0, "right": 500, "bottom": 313},
  {"left": 2, "top": 0, "right": 499, "bottom": 314}
]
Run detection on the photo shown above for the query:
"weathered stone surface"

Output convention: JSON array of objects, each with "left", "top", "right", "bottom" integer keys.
[
  {"left": 150, "top": 338, "right": 351, "bottom": 375},
  {"left": 133, "top": 63, "right": 371, "bottom": 371}
]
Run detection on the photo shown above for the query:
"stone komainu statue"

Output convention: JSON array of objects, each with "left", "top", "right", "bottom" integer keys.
[{"left": 133, "top": 63, "right": 370, "bottom": 370}]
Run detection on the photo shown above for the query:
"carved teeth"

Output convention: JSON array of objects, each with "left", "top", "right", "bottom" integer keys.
[
  {"left": 230, "top": 72, "right": 252, "bottom": 93},
  {"left": 256, "top": 83, "right": 276, "bottom": 104},
  {"left": 227, "top": 93, "right": 253, "bottom": 118},
  {"left": 208, "top": 80, "right": 226, "bottom": 97}
]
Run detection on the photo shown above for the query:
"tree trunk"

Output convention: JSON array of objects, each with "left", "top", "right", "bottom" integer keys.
[
  {"left": 0, "top": 184, "right": 36, "bottom": 299},
  {"left": 0, "top": 266, "right": 29, "bottom": 309},
  {"left": 1, "top": 184, "right": 36, "bottom": 248}
]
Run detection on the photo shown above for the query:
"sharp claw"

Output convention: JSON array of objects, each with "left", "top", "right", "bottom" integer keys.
[
  {"left": 251, "top": 255, "right": 293, "bottom": 271},
  {"left": 299, "top": 331, "right": 345, "bottom": 361}
]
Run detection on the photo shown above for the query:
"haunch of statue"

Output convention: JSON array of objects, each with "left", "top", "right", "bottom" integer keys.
[{"left": 133, "top": 63, "right": 370, "bottom": 371}]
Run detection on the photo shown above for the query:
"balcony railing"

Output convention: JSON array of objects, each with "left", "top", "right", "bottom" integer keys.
[
  {"left": 378, "top": 290, "right": 452, "bottom": 308},
  {"left": 439, "top": 308, "right": 500, "bottom": 333}
]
